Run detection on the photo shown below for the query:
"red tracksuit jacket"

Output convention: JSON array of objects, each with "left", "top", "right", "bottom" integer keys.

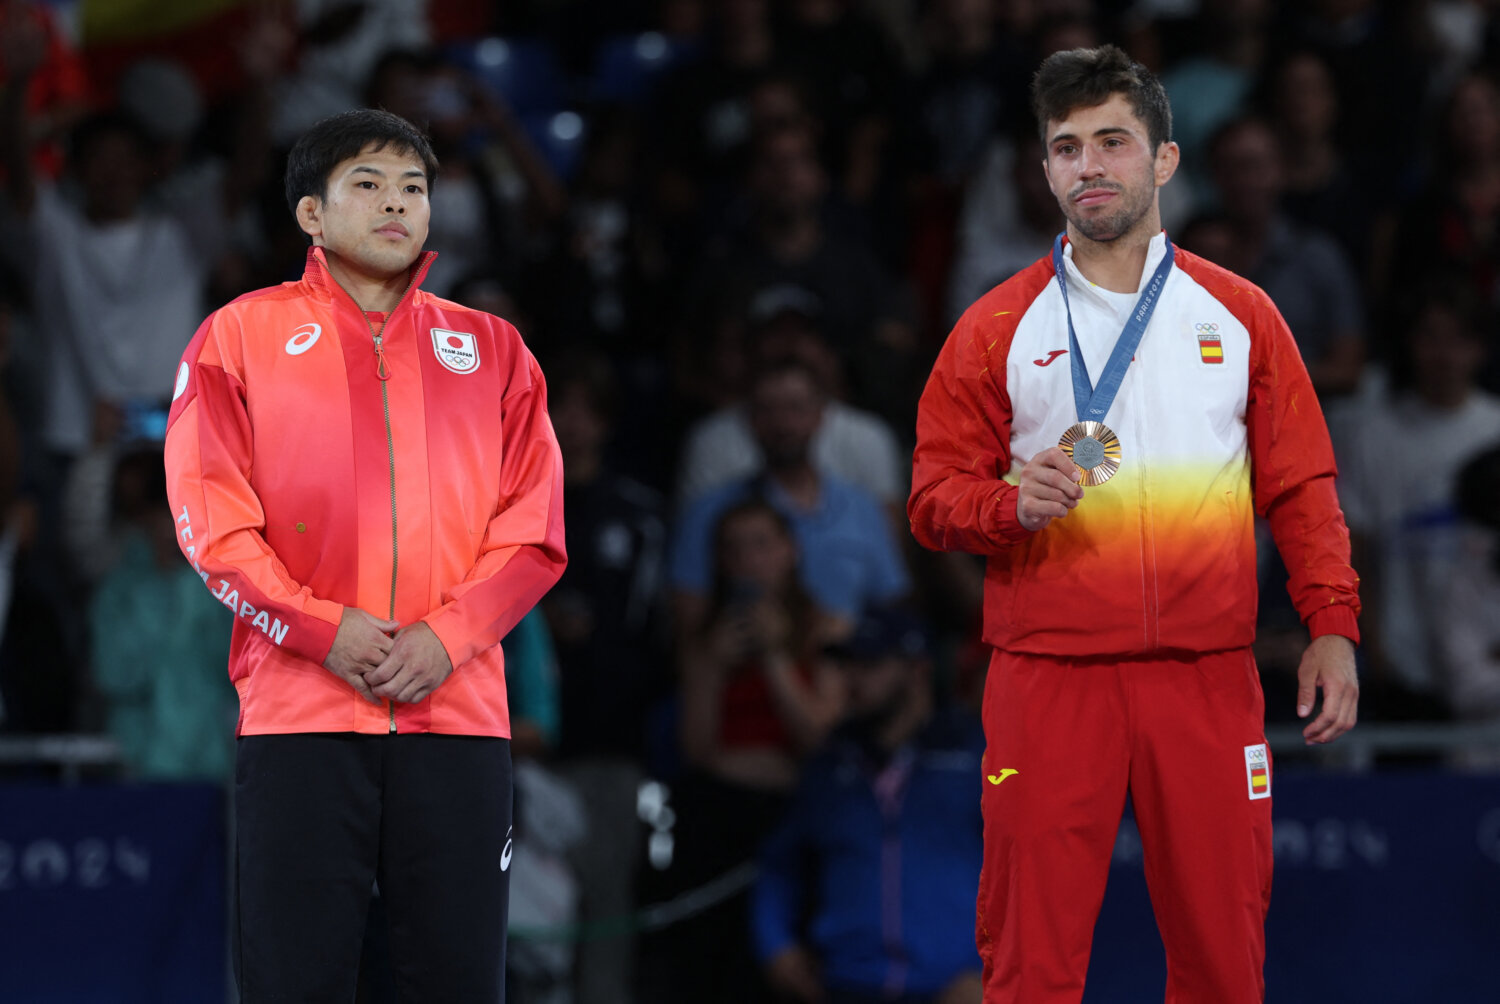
[
  {"left": 909, "top": 235, "right": 1359, "bottom": 655},
  {"left": 165, "top": 247, "right": 567, "bottom": 736}
]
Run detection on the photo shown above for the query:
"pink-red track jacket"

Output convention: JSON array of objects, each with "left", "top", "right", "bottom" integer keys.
[
  {"left": 909, "top": 235, "right": 1359, "bottom": 656},
  {"left": 165, "top": 247, "right": 566, "bottom": 737}
]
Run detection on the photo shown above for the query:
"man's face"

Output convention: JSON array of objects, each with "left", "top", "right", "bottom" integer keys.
[
  {"left": 298, "top": 143, "right": 431, "bottom": 280},
  {"left": 748, "top": 369, "right": 823, "bottom": 470},
  {"left": 1209, "top": 121, "right": 1282, "bottom": 226},
  {"left": 1042, "top": 93, "right": 1176, "bottom": 243}
]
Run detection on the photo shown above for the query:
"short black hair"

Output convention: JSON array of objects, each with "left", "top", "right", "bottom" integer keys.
[
  {"left": 1031, "top": 45, "right": 1172, "bottom": 152},
  {"left": 283, "top": 108, "right": 440, "bottom": 214}
]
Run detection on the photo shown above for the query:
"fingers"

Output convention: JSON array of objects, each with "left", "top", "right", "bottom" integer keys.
[
  {"left": 1303, "top": 676, "right": 1359, "bottom": 745},
  {"left": 333, "top": 664, "right": 383, "bottom": 705}
]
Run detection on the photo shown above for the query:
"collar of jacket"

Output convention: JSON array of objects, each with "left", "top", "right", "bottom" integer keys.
[
  {"left": 300, "top": 245, "right": 440, "bottom": 304},
  {"left": 1058, "top": 229, "right": 1170, "bottom": 305}
]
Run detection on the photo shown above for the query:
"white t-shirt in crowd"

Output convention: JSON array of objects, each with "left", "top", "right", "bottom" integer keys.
[
  {"left": 676, "top": 400, "right": 907, "bottom": 509},
  {"left": 1339, "top": 389, "right": 1500, "bottom": 695}
]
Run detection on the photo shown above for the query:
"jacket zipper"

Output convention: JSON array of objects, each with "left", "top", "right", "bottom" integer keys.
[{"left": 334, "top": 265, "right": 421, "bottom": 734}]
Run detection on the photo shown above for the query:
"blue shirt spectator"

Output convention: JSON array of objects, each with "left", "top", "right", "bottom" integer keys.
[
  {"left": 671, "top": 471, "right": 908, "bottom": 623},
  {"left": 752, "top": 607, "right": 984, "bottom": 1003}
]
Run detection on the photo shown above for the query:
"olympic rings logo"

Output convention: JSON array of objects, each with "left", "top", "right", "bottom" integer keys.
[{"left": 1195, "top": 322, "right": 1220, "bottom": 334}]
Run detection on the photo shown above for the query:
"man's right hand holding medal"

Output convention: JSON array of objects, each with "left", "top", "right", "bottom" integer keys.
[{"left": 1016, "top": 448, "right": 1085, "bottom": 532}]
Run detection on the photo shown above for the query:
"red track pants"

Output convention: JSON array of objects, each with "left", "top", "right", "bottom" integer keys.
[{"left": 976, "top": 647, "right": 1274, "bottom": 1003}]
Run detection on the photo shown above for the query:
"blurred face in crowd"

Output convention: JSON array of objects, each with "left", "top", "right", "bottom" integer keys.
[
  {"left": 1273, "top": 53, "right": 1338, "bottom": 142},
  {"left": 296, "top": 142, "right": 431, "bottom": 281},
  {"left": 1445, "top": 74, "right": 1500, "bottom": 165},
  {"left": 1410, "top": 303, "right": 1485, "bottom": 409},
  {"left": 1209, "top": 120, "right": 1282, "bottom": 227},
  {"left": 80, "top": 128, "right": 152, "bottom": 222},
  {"left": 751, "top": 128, "right": 827, "bottom": 225},
  {"left": 1043, "top": 93, "right": 1178, "bottom": 244},
  {"left": 719, "top": 507, "right": 798, "bottom": 593},
  {"left": 748, "top": 367, "right": 824, "bottom": 470}
]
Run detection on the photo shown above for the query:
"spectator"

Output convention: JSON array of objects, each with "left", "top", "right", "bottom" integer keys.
[
  {"left": 0, "top": 96, "right": 208, "bottom": 460},
  {"left": 670, "top": 358, "right": 911, "bottom": 643},
  {"left": 675, "top": 308, "right": 907, "bottom": 511},
  {"left": 753, "top": 604, "right": 984, "bottom": 1004},
  {"left": 1441, "top": 444, "right": 1500, "bottom": 769},
  {"left": 88, "top": 447, "right": 236, "bottom": 780},
  {"left": 1340, "top": 283, "right": 1500, "bottom": 718},
  {"left": 661, "top": 497, "right": 845, "bottom": 1003},
  {"left": 1206, "top": 115, "right": 1365, "bottom": 397},
  {"left": 1261, "top": 49, "right": 1379, "bottom": 287},
  {"left": 679, "top": 497, "right": 845, "bottom": 790},
  {"left": 679, "top": 121, "right": 917, "bottom": 424}
]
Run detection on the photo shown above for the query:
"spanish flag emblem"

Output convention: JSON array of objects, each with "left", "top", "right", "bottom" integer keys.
[
  {"left": 1196, "top": 323, "right": 1223, "bottom": 364},
  {"left": 1250, "top": 765, "right": 1269, "bottom": 792}
]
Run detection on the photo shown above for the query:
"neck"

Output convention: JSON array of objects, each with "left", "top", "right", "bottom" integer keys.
[
  {"left": 769, "top": 463, "right": 820, "bottom": 507},
  {"left": 1067, "top": 222, "right": 1158, "bottom": 294},
  {"left": 321, "top": 249, "right": 415, "bottom": 312}
]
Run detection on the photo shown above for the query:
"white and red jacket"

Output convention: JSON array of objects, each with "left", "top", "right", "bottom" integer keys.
[
  {"left": 909, "top": 233, "right": 1359, "bottom": 656},
  {"left": 165, "top": 247, "right": 566, "bottom": 736}
]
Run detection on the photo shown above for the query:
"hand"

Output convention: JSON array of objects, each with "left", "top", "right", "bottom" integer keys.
[
  {"left": 1016, "top": 447, "right": 1084, "bottom": 532},
  {"left": 365, "top": 622, "right": 454, "bottom": 704},
  {"left": 324, "top": 608, "right": 399, "bottom": 704},
  {"left": 765, "top": 945, "right": 823, "bottom": 1003},
  {"left": 1296, "top": 635, "right": 1358, "bottom": 745}
]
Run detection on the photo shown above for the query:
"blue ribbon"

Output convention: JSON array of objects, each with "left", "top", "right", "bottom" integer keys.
[{"left": 1051, "top": 233, "right": 1175, "bottom": 424}]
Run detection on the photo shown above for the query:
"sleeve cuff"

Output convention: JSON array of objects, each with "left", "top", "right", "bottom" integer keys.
[
  {"left": 992, "top": 486, "right": 1034, "bottom": 544},
  {"left": 1306, "top": 604, "right": 1360, "bottom": 646}
]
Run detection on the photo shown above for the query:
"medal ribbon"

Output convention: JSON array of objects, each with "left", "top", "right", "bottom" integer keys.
[{"left": 1051, "top": 232, "right": 1175, "bottom": 424}]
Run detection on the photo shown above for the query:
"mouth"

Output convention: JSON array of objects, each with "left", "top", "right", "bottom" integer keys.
[
  {"left": 374, "top": 222, "right": 410, "bottom": 238},
  {"left": 1073, "top": 187, "right": 1119, "bottom": 208}
]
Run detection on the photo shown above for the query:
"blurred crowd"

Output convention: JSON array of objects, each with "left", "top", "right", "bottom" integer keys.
[{"left": 2, "top": 0, "right": 1500, "bottom": 1001}]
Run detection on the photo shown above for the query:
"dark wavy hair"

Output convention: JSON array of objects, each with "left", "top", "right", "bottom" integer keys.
[
  {"left": 1031, "top": 45, "right": 1172, "bottom": 152},
  {"left": 283, "top": 108, "right": 439, "bottom": 214}
]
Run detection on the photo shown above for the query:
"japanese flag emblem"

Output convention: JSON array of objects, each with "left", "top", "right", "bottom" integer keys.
[{"left": 432, "top": 328, "right": 480, "bottom": 374}]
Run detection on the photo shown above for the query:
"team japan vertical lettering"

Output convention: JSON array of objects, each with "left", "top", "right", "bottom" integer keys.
[{"left": 176, "top": 505, "right": 290, "bottom": 645}]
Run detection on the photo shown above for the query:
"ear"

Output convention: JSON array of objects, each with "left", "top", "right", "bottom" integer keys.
[
  {"left": 295, "top": 195, "right": 324, "bottom": 242},
  {"left": 1154, "top": 141, "right": 1181, "bottom": 188}
]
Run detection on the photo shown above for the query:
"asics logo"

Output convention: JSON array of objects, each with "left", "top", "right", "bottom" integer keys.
[
  {"left": 987, "top": 769, "right": 1019, "bottom": 785},
  {"left": 1033, "top": 350, "right": 1068, "bottom": 367},
  {"left": 500, "top": 826, "right": 513, "bottom": 871},
  {"left": 285, "top": 323, "right": 322, "bottom": 356}
]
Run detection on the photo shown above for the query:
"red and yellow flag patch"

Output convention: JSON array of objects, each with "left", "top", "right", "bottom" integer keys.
[
  {"left": 1245, "top": 744, "right": 1271, "bottom": 800},
  {"left": 1196, "top": 323, "right": 1223, "bottom": 364}
]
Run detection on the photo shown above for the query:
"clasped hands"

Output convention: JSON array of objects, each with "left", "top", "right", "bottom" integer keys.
[{"left": 323, "top": 608, "right": 453, "bottom": 705}]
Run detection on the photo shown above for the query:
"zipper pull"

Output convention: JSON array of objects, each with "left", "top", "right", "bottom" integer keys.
[{"left": 373, "top": 334, "right": 391, "bottom": 381}]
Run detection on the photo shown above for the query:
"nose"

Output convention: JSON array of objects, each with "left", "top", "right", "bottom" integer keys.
[
  {"left": 383, "top": 192, "right": 406, "bottom": 215},
  {"left": 1078, "top": 146, "right": 1106, "bottom": 179}
]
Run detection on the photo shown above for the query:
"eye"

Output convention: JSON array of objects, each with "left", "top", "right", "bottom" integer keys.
[
  {"left": 357, "top": 181, "right": 377, "bottom": 189},
  {"left": 1055, "top": 143, "right": 1077, "bottom": 157},
  {"left": 405, "top": 185, "right": 425, "bottom": 195}
]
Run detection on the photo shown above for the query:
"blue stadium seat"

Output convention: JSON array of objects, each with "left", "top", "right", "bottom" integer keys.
[
  {"left": 445, "top": 37, "right": 567, "bottom": 116},
  {"left": 518, "top": 109, "right": 589, "bottom": 182},
  {"left": 590, "top": 32, "right": 695, "bottom": 103}
]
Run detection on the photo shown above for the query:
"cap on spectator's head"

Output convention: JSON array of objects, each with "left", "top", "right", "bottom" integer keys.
[
  {"left": 748, "top": 283, "right": 823, "bottom": 328},
  {"left": 826, "top": 605, "right": 930, "bottom": 663}
]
